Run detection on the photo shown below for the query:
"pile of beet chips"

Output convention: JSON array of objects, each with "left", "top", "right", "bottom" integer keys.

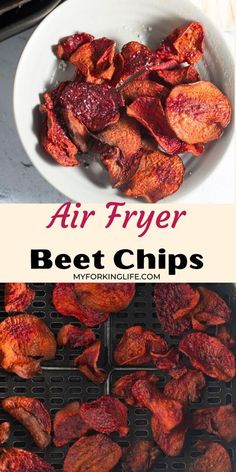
[
  {"left": 0, "top": 283, "right": 235, "bottom": 471},
  {"left": 40, "top": 22, "right": 232, "bottom": 202}
]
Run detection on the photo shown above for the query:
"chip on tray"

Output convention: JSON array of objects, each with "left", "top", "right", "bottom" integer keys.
[{"left": 74, "top": 340, "right": 107, "bottom": 384}]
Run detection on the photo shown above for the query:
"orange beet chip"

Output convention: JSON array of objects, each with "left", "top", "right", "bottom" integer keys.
[
  {"left": 151, "top": 415, "right": 187, "bottom": 457},
  {"left": 156, "top": 22, "right": 204, "bottom": 64},
  {"left": 122, "top": 79, "right": 168, "bottom": 103},
  {"left": 127, "top": 97, "right": 184, "bottom": 154},
  {"left": 179, "top": 332, "right": 236, "bottom": 381},
  {"left": 119, "top": 41, "right": 158, "bottom": 84},
  {"left": 53, "top": 402, "right": 90, "bottom": 447},
  {"left": 74, "top": 340, "right": 107, "bottom": 385},
  {"left": 0, "top": 447, "right": 55, "bottom": 472},
  {"left": 0, "top": 423, "right": 10, "bottom": 445},
  {"left": 57, "top": 324, "right": 96, "bottom": 348},
  {"left": 190, "top": 286, "right": 231, "bottom": 331},
  {"left": 156, "top": 65, "right": 200, "bottom": 85},
  {"left": 97, "top": 115, "right": 142, "bottom": 186},
  {"left": 112, "top": 371, "right": 159, "bottom": 407},
  {"left": 40, "top": 88, "right": 79, "bottom": 166},
  {"left": 52, "top": 284, "right": 110, "bottom": 326},
  {"left": 74, "top": 283, "right": 135, "bottom": 312},
  {"left": 63, "top": 434, "right": 122, "bottom": 472},
  {"left": 188, "top": 441, "right": 232, "bottom": 472},
  {"left": 122, "top": 149, "right": 184, "bottom": 203},
  {"left": 4, "top": 283, "right": 35, "bottom": 313},
  {"left": 55, "top": 32, "right": 94, "bottom": 60},
  {"left": 70, "top": 37, "right": 116, "bottom": 83},
  {"left": 166, "top": 81, "right": 232, "bottom": 144},
  {"left": 0, "top": 314, "right": 56, "bottom": 379},
  {"left": 2, "top": 396, "right": 51, "bottom": 449},
  {"left": 164, "top": 369, "right": 206, "bottom": 406}
]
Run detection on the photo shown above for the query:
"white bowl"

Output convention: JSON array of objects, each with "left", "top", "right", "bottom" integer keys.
[{"left": 14, "top": 0, "right": 234, "bottom": 203}]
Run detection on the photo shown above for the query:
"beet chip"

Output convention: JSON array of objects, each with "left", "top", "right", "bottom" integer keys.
[
  {"left": 52, "top": 284, "right": 110, "bottom": 326},
  {"left": 63, "top": 433, "right": 122, "bottom": 472},
  {"left": 151, "top": 415, "right": 187, "bottom": 457},
  {"left": 57, "top": 324, "right": 96, "bottom": 348},
  {"left": 131, "top": 379, "right": 184, "bottom": 432},
  {"left": 179, "top": 332, "right": 236, "bottom": 381},
  {"left": 74, "top": 283, "right": 135, "bottom": 312},
  {"left": 154, "top": 283, "right": 200, "bottom": 336},
  {"left": 97, "top": 115, "right": 142, "bottom": 186},
  {"left": 122, "top": 79, "right": 168, "bottom": 103},
  {"left": 0, "top": 447, "right": 55, "bottom": 471},
  {"left": 4, "top": 283, "right": 35, "bottom": 313},
  {"left": 166, "top": 81, "right": 232, "bottom": 144},
  {"left": 190, "top": 286, "right": 231, "bottom": 331},
  {"left": 217, "top": 325, "right": 235, "bottom": 349},
  {"left": 164, "top": 369, "right": 206, "bottom": 406},
  {"left": 55, "top": 32, "right": 94, "bottom": 60},
  {"left": 53, "top": 402, "right": 89, "bottom": 447},
  {"left": 191, "top": 404, "right": 236, "bottom": 442},
  {"left": 79, "top": 395, "right": 128, "bottom": 437},
  {"left": 156, "top": 22, "right": 204, "bottom": 65},
  {"left": 156, "top": 65, "right": 200, "bottom": 85},
  {"left": 0, "top": 423, "right": 10, "bottom": 445},
  {"left": 122, "top": 440, "right": 160, "bottom": 472},
  {"left": 189, "top": 441, "right": 232, "bottom": 472},
  {"left": 127, "top": 96, "right": 184, "bottom": 154},
  {"left": 119, "top": 41, "right": 158, "bottom": 84},
  {"left": 40, "top": 89, "right": 79, "bottom": 166},
  {"left": 112, "top": 371, "right": 159, "bottom": 407},
  {"left": 151, "top": 347, "right": 187, "bottom": 379},
  {"left": 114, "top": 326, "right": 168, "bottom": 366},
  {"left": 2, "top": 396, "right": 51, "bottom": 449},
  {"left": 74, "top": 340, "right": 107, "bottom": 385},
  {"left": 59, "top": 81, "right": 124, "bottom": 132},
  {"left": 70, "top": 37, "right": 116, "bottom": 83},
  {"left": 122, "top": 149, "right": 184, "bottom": 202},
  {"left": 0, "top": 314, "right": 56, "bottom": 379}
]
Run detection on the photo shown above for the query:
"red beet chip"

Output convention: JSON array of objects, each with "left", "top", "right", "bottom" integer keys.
[
  {"left": 156, "top": 22, "right": 204, "bottom": 65},
  {"left": 188, "top": 441, "right": 232, "bottom": 472},
  {"left": 190, "top": 286, "right": 231, "bottom": 331},
  {"left": 131, "top": 379, "right": 184, "bottom": 432},
  {"left": 151, "top": 347, "right": 187, "bottom": 379},
  {"left": 2, "top": 396, "right": 51, "bottom": 449},
  {"left": 127, "top": 96, "right": 183, "bottom": 154},
  {"left": 155, "top": 65, "right": 200, "bottom": 85},
  {"left": 63, "top": 434, "right": 122, "bottom": 472},
  {"left": 4, "top": 283, "right": 35, "bottom": 313},
  {"left": 217, "top": 325, "right": 235, "bottom": 349},
  {"left": 118, "top": 41, "right": 158, "bottom": 84},
  {"left": 179, "top": 332, "right": 236, "bottom": 381},
  {"left": 40, "top": 88, "right": 79, "bottom": 166},
  {"left": 112, "top": 371, "right": 159, "bottom": 407},
  {"left": 55, "top": 32, "right": 94, "bottom": 60},
  {"left": 53, "top": 402, "right": 90, "bottom": 447},
  {"left": 122, "top": 149, "right": 185, "bottom": 202},
  {"left": 0, "top": 447, "right": 55, "bottom": 472},
  {"left": 154, "top": 283, "right": 200, "bottom": 336},
  {"left": 74, "top": 340, "right": 107, "bottom": 385},
  {"left": 191, "top": 404, "right": 236, "bottom": 442},
  {"left": 166, "top": 81, "right": 232, "bottom": 145},
  {"left": 164, "top": 369, "right": 206, "bottom": 406},
  {"left": 74, "top": 282, "right": 136, "bottom": 312},
  {"left": 122, "top": 440, "right": 160, "bottom": 472},
  {"left": 52, "top": 284, "right": 110, "bottom": 327},
  {"left": 79, "top": 395, "right": 129, "bottom": 437},
  {"left": 58, "top": 81, "right": 124, "bottom": 132},
  {"left": 70, "top": 37, "right": 116, "bottom": 84},
  {"left": 114, "top": 325, "right": 168, "bottom": 366},
  {"left": 151, "top": 415, "right": 187, "bottom": 457},
  {"left": 57, "top": 324, "right": 96, "bottom": 348}
]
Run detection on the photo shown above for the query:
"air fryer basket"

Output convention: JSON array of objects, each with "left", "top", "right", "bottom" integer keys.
[{"left": 0, "top": 283, "right": 235, "bottom": 471}]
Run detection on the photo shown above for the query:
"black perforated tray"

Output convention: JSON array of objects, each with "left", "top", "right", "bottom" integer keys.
[{"left": 0, "top": 283, "right": 235, "bottom": 471}]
